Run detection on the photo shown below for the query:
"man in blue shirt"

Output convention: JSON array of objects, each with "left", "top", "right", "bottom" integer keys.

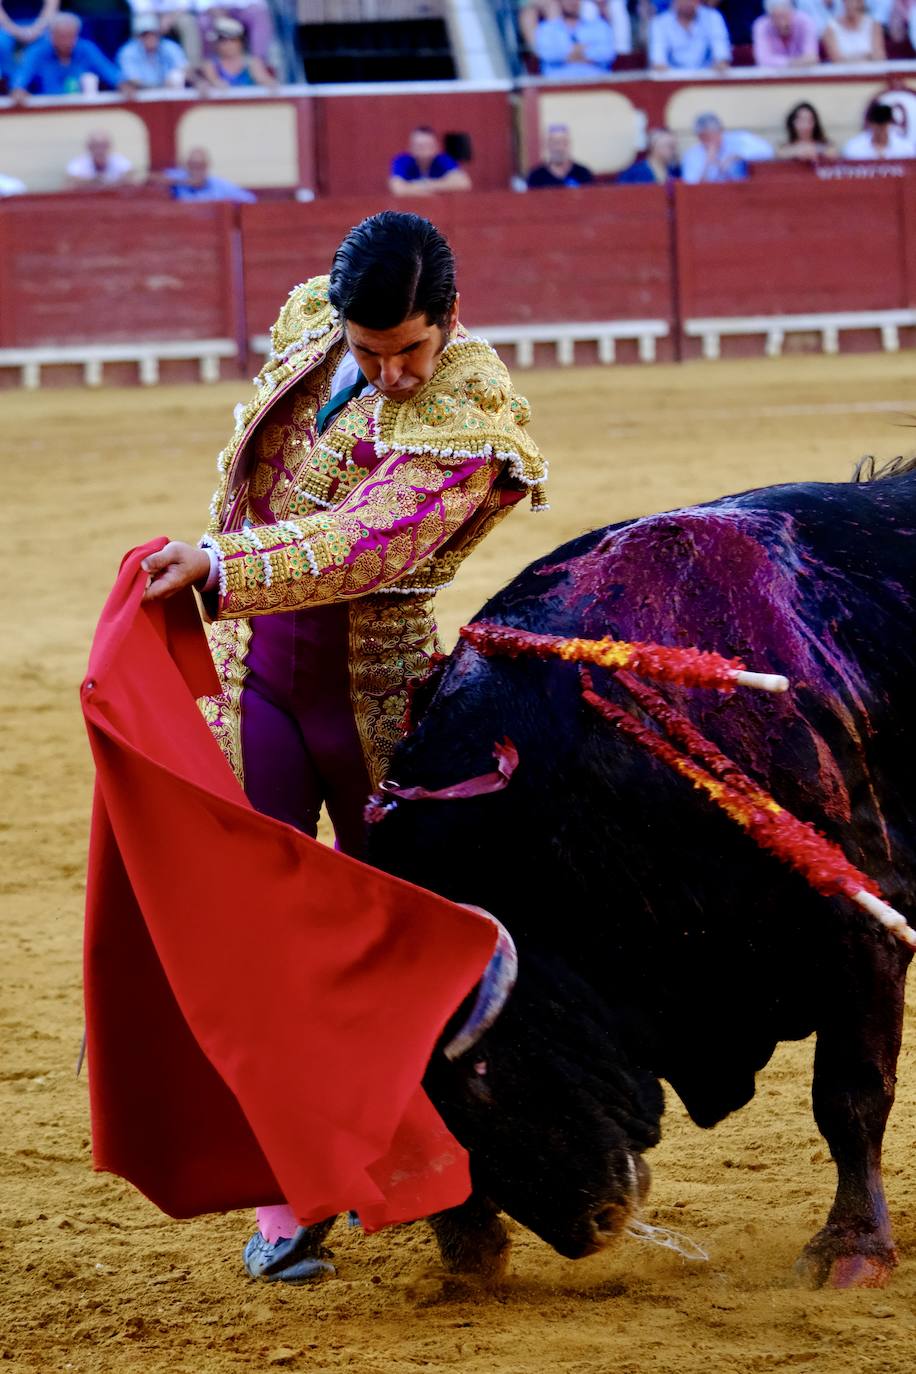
[
  {"left": 681, "top": 113, "right": 749, "bottom": 182},
  {"left": 649, "top": 0, "right": 732, "bottom": 70},
  {"left": 117, "top": 15, "right": 188, "bottom": 89},
  {"left": 534, "top": 0, "right": 616, "bottom": 79},
  {"left": 165, "top": 147, "right": 256, "bottom": 204},
  {"left": 389, "top": 126, "right": 472, "bottom": 196},
  {"left": 11, "top": 13, "right": 131, "bottom": 99}
]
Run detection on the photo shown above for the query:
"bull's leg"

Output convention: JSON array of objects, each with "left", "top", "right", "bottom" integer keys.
[
  {"left": 427, "top": 1193, "right": 510, "bottom": 1278},
  {"left": 796, "top": 958, "right": 905, "bottom": 1289}
]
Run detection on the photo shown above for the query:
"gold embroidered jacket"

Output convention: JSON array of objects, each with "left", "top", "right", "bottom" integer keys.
[{"left": 201, "top": 276, "right": 548, "bottom": 618}]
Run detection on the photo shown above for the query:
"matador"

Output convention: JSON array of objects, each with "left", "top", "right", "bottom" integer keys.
[{"left": 141, "top": 209, "right": 548, "bottom": 1280}]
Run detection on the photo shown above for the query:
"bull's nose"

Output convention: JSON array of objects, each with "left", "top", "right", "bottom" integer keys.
[{"left": 590, "top": 1201, "right": 630, "bottom": 1246}]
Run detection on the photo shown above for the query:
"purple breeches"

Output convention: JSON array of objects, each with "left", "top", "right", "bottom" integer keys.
[
  {"left": 240, "top": 603, "right": 371, "bottom": 858},
  {"left": 242, "top": 605, "right": 372, "bottom": 1245}
]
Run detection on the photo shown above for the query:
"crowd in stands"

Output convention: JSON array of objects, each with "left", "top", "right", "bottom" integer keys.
[
  {"left": 518, "top": 0, "right": 916, "bottom": 75},
  {"left": 523, "top": 94, "right": 914, "bottom": 188},
  {"left": 0, "top": 3, "right": 279, "bottom": 98}
]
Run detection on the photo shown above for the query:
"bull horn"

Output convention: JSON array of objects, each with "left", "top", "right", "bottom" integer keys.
[{"left": 443, "top": 907, "right": 518, "bottom": 1062}]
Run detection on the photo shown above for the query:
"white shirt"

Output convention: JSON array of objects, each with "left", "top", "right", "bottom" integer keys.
[
  {"left": 67, "top": 151, "right": 134, "bottom": 184},
  {"left": 843, "top": 127, "right": 916, "bottom": 159}
]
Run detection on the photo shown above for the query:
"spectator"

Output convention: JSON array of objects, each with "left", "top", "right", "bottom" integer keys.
[
  {"left": 843, "top": 100, "right": 916, "bottom": 157},
  {"left": 520, "top": 1, "right": 632, "bottom": 56},
  {"left": 682, "top": 112, "right": 750, "bottom": 182},
  {"left": 198, "top": 0, "right": 275, "bottom": 64},
  {"left": 527, "top": 123, "right": 594, "bottom": 187},
  {"left": 66, "top": 129, "right": 133, "bottom": 185},
  {"left": 777, "top": 100, "right": 839, "bottom": 159},
  {"left": 0, "top": 168, "right": 26, "bottom": 194},
  {"left": 198, "top": 14, "right": 275, "bottom": 87},
  {"left": 10, "top": 12, "right": 133, "bottom": 97},
  {"left": 388, "top": 126, "right": 472, "bottom": 196},
  {"left": 117, "top": 12, "right": 187, "bottom": 85},
  {"left": 823, "top": 0, "right": 885, "bottom": 58},
  {"left": 534, "top": 0, "right": 616, "bottom": 79},
  {"left": 165, "top": 146, "right": 257, "bottom": 200},
  {"left": 888, "top": 0, "right": 916, "bottom": 45},
  {"left": 649, "top": 0, "right": 732, "bottom": 71},
  {"left": 752, "top": 0, "right": 819, "bottom": 64},
  {"left": 124, "top": 0, "right": 202, "bottom": 64},
  {"left": 0, "top": 0, "right": 61, "bottom": 49},
  {"left": 617, "top": 128, "right": 682, "bottom": 183}
]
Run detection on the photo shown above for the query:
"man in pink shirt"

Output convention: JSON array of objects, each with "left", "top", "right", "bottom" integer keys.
[{"left": 752, "top": 0, "right": 819, "bottom": 65}]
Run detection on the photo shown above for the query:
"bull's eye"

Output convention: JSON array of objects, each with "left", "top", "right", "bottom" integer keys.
[{"left": 473, "top": 1060, "right": 488, "bottom": 1076}]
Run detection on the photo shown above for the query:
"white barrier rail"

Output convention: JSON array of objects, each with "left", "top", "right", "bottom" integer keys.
[{"left": 685, "top": 310, "right": 916, "bottom": 360}]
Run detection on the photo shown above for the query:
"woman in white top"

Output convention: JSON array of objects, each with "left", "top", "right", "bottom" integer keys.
[{"left": 823, "top": 0, "right": 886, "bottom": 59}]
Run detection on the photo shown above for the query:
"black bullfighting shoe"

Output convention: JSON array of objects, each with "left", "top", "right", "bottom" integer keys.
[{"left": 243, "top": 1226, "right": 335, "bottom": 1283}]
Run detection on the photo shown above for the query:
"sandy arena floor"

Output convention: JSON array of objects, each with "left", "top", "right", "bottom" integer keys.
[{"left": 4, "top": 353, "right": 916, "bottom": 1374}]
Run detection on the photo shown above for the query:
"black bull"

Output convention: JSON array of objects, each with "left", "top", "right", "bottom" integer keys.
[{"left": 366, "top": 464, "right": 916, "bottom": 1288}]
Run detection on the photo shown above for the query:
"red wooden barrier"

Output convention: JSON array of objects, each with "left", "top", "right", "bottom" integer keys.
[
  {"left": 0, "top": 196, "right": 240, "bottom": 348},
  {"left": 240, "top": 188, "right": 675, "bottom": 340},
  {"left": 674, "top": 178, "right": 910, "bottom": 322}
]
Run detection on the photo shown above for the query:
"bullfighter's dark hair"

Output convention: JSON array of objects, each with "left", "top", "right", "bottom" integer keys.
[{"left": 328, "top": 211, "right": 457, "bottom": 331}]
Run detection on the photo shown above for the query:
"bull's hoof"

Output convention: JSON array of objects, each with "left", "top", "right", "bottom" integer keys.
[
  {"left": 429, "top": 1209, "right": 511, "bottom": 1281},
  {"left": 795, "top": 1231, "right": 897, "bottom": 1290}
]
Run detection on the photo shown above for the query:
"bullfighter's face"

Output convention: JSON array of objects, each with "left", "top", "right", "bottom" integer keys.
[
  {"left": 425, "top": 953, "right": 663, "bottom": 1259},
  {"left": 344, "top": 298, "right": 459, "bottom": 401}
]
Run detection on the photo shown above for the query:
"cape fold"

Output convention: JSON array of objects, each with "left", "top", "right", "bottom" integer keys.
[{"left": 81, "top": 540, "right": 496, "bottom": 1230}]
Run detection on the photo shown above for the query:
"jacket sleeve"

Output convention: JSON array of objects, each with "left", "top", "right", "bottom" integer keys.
[{"left": 201, "top": 447, "right": 500, "bottom": 618}]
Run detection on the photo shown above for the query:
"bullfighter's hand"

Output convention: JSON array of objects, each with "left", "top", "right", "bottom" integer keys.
[{"left": 141, "top": 542, "right": 211, "bottom": 602}]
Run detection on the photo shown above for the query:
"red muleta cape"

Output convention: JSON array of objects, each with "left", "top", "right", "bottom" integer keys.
[{"left": 81, "top": 541, "right": 497, "bottom": 1231}]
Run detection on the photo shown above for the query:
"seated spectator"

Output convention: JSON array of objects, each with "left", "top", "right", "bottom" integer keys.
[
  {"left": 527, "top": 123, "right": 594, "bottom": 187},
  {"left": 0, "top": 168, "right": 26, "bottom": 194},
  {"left": 616, "top": 128, "right": 682, "bottom": 183},
  {"left": 198, "top": 0, "right": 274, "bottom": 64},
  {"left": 124, "top": 0, "right": 202, "bottom": 65},
  {"left": 534, "top": 0, "right": 616, "bottom": 79},
  {"left": 649, "top": 0, "right": 732, "bottom": 71},
  {"left": 823, "top": 0, "right": 885, "bottom": 58},
  {"left": 521, "top": 0, "right": 631, "bottom": 57},
  {"left": 164, "top": 146, "right": 256, "bottom": 200},
  {"left": 0, "top": 0, "right": 61, "bottom": 50},
  {"left": 198, "top": 15, "right": 275, "bottom": 87},
  {"left": 118, "top": 13, "right": 187, "bottom": 85},
  {"left": 888, "top": 0, "right": 916, "bottom": 45},
  {"left": 752, "top": 0, "right": 818, "bottom": 64},
  {"left": 682, "top": 112, "right": 751, "bottom": 182},
  {"left": 843, "top": 100, "right": 916, "bottom": 157},
  {"left": 389, "top": 126, "right": 472, "bottom": 196},
  {"left": 66, "top": 129, "right": 133, "bottom": 185},
  {"left": 777, "top": 100, "right": 839, "bottom": 160},
  {"left": 10, "top": 12, "right": 133, "bottom": 97}
]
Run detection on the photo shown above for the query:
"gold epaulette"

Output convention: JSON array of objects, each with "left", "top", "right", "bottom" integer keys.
[
  {"left": 374, "top": 338, "right": 548, "bottom": 510},
  {"left": 270, "top": 275, "right": 338, "bottom": 359}
]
